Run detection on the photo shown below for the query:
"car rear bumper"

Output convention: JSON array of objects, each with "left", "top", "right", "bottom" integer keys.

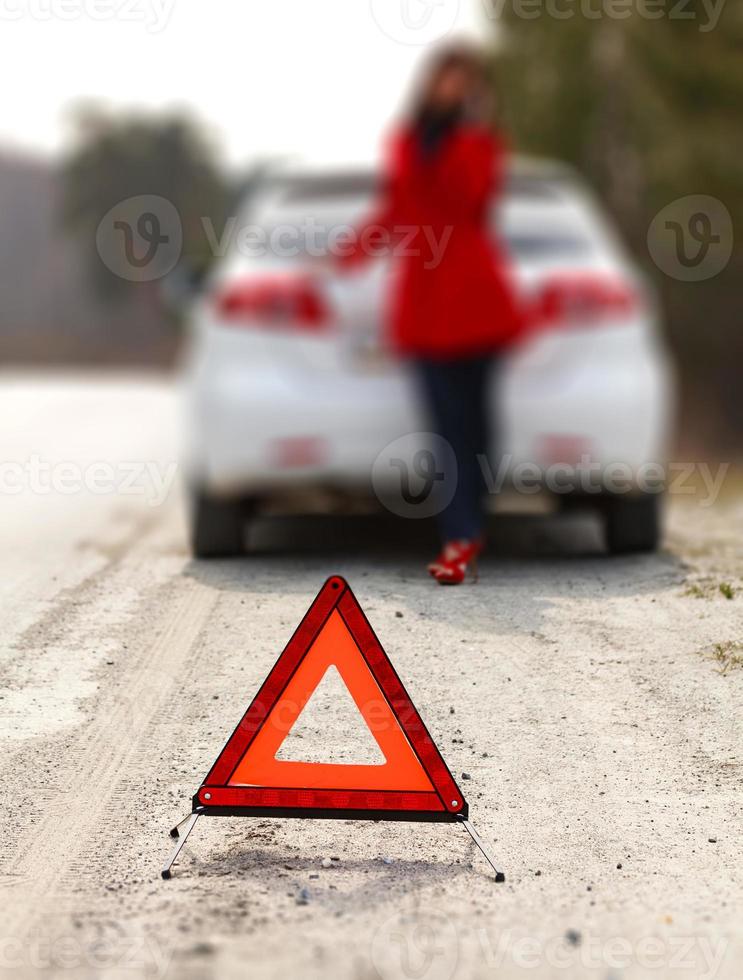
[{"left": 183, "top": 329, "right": 673, "bottom": 500}]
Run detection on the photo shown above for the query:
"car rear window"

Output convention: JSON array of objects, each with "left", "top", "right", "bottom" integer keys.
[
  {"left": 504, "top": 175, "right": 563, "bottom": 200},
  {"left": 245, "top": 170, "right": 595, "bottom": 261},
  {"left": 277, "top": 174, "right": 379, "bottom": 202},
  {"left": 501, "top": 232, "right": 591, "bottom": 259}
]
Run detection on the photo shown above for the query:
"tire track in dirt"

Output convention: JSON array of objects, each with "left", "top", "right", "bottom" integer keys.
[{"left": 0, "top": 549, "right": 217, "bottom": 950}]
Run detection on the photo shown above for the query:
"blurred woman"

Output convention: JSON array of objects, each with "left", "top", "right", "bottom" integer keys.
[{"left": 343, "top": 43, "right": 523, "bottom": 584}]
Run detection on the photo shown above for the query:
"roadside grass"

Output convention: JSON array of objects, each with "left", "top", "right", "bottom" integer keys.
[
  {"left": 683, "top": 580, "right": 737, "bottom": 600},
  {"left": 702, "top": 640, "right": 743, "bottom": 674}
]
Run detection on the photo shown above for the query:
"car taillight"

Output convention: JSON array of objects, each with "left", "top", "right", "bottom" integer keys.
[
  {"left": 215, "top": 275, "right": 330, "bottom": 331},
  {"left": 532, "top": 274, "right": 639, "bottom": 328}
]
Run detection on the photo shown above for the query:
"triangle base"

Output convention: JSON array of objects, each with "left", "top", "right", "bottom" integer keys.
[
  {"left": 192, "top": 802, "right": 467, "bottom": 824},
  {"left": 193, "top": 785, "right": 468, "bottom": 822}
]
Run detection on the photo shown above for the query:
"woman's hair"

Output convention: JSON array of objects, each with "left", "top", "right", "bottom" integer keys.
[{"left": 408, "top": 40, "right": 493, "bottom": 124}]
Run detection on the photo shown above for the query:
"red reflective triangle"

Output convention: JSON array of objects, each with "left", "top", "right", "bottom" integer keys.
[{"left": 196, "top": 576, "right": 467, "bottom": 821}]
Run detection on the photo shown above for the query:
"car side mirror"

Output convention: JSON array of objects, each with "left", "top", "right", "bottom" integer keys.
[{"left": 160, "top": 258, "right": 210, "bottom": 317}]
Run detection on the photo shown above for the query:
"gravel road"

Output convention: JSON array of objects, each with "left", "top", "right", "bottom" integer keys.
[{"left": 1, "top": 375, "right": 741, "bottom": 980}]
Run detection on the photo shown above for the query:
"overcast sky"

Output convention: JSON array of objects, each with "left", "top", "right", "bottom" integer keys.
[{"left": 0, "top": 0, "right": 489, "bottom": 167}]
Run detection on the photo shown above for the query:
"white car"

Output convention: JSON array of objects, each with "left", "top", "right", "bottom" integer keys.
[{"left": 182, "top": 158, "right": 673, "bottom": 557}]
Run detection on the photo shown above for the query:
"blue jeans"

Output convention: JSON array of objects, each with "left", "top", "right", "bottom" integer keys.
[{"left": 413, "top": 355, "right": 496, "bottom": 543}]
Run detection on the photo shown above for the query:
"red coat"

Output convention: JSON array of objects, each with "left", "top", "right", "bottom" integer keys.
[{"left": 345, "top": 124, "right": 523, "bottom": 358}]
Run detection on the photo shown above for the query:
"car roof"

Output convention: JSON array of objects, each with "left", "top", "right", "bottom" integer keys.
[{"left": 270, "top": 153, "right": 575, "bottom": 179}]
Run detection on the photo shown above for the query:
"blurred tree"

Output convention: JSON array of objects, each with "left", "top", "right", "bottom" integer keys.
[
  {"left": 60, "top": 107, "right": 231, "bottom": 305},
  {"left": 494, "top": 3, "right": 743, "bottom": 243},
  {"left": 493, "top": 4, "right": 743, "bottom": 451}
]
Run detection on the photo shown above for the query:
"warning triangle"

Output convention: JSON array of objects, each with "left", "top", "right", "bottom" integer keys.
[{"left": 195, "top": 576, "right": 467, "bottom": 822}]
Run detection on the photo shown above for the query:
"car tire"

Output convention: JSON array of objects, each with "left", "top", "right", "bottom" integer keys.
[
  {"left": 189, "top": 490, "right": 251, "bottom": 558},
  {"left": 602, "top": 493, "right": 662, "bottom": 554}
]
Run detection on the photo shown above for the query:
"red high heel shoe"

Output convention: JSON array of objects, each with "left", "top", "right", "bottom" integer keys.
[{"left": 427, "top": 539, "right": 483, "bottom": 585}]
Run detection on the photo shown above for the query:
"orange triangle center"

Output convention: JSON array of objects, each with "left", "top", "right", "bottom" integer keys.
[{"left": 229, "top": 611, "right": 434, "bottom": 792}]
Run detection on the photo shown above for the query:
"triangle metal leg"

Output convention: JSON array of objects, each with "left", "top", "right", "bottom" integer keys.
[
  {"left": 458, "top": 816, "right": 505, "bottom": 882},
  {"left": 162, "top": 812, "right": 200, "bottom": 879},
  {"left": 170, "top": 812, "right": 197, "bottom": 838}
]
